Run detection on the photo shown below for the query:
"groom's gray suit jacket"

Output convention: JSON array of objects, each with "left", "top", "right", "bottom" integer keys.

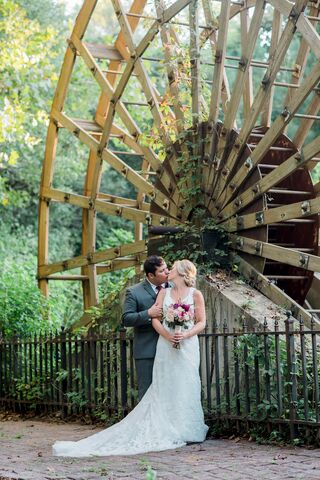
[{"left": 122, "top": 279, "right": 159, "bottom": 359}]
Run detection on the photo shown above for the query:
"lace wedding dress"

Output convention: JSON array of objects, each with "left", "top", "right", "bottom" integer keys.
[{"left": 53, "top": 287, "right": 208, "bottom": 457}]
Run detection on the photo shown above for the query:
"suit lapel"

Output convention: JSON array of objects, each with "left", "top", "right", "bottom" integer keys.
[{"left": 142, "top": 279, "right": 157, "bottom": 300}]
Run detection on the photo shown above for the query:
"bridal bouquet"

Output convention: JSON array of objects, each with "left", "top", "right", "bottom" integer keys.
[{"left": 165, "top": 302, "right": 194, "bottom": 349}]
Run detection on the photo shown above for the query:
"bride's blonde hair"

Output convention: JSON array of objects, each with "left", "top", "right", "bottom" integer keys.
[{"left": 176, "top": 259, "right": 197, "bottom": 287}]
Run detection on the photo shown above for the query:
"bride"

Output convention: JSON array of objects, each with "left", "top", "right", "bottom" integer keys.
[{"left": 53, "top": 259, "right": 208, "bottom": 457}]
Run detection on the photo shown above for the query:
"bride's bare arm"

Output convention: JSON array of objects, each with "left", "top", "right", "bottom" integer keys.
[
  {"left": 174, "top": 289, "right": 206, "bottom": 342},
  {"left": 151, "top": 290, "right": 174, "bottom": 343}
]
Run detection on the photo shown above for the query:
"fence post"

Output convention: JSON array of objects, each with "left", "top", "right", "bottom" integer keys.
[
  {"left": 60, "top": 327, "right": 68, "bottom": 418},
  {"left": 12, "top": 331, "right": 18, "bottom": 412},
  {"left": 120, "top": 327, "right": 128, "bottom": 416},
  {"left": 285, "top": 311, "right": 298, "bottom": 440}
]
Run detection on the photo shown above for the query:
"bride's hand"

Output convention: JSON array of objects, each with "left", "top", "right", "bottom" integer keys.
[{"left": 172, "top": 331, "right": 186, "bottom": 343}]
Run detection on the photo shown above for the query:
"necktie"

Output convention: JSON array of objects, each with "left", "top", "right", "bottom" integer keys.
[{"left": 156, "top": 285, "right": 163, "bottom": 295}]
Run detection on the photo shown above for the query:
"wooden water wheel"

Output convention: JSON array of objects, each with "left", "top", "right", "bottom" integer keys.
[{"left": 38, "top": 0, "right": 320, "bottom": 323}]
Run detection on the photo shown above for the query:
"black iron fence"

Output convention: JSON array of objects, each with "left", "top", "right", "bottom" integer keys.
[
  {"left": 0, "top": 328, "right": 136, "bottom": 421},
  {"left": 1, "top": 314, "right": 320, "bottom": 440}
]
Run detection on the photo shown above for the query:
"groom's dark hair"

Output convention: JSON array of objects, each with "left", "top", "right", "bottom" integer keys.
[{"left": 144, "top": 255, "right": 165, "bottom": 276}]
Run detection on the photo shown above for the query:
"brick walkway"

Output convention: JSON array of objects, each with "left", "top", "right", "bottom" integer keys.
[{"left": 0, "top": 419, "right": 320, "bottom": 479}]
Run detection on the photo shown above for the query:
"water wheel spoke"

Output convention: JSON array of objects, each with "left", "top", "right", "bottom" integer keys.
[
  {"left": 222, "top": 196, "right": 320, "bottom": 232},
  {"left": 231, "top": 235, "right": 320, "bottom": 273}
]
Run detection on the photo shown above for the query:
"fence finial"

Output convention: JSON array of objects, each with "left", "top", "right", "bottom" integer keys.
[{"left": 263, "top": 316, "right": 268, "bottom": 331}]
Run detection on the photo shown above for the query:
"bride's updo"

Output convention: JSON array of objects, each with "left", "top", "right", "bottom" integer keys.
[{"left": 176, "top": 259, "right": 197, "bottom": 287}]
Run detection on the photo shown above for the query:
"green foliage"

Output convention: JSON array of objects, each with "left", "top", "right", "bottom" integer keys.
[
  {"left": 0, "top": 222, "right": 83, "bottom": 336},
  {"left": 160, "top": 209, "right": 232, "bottom": 274},
  {"left": 0, "top": 0, "right": 62, "bottom": 210}
]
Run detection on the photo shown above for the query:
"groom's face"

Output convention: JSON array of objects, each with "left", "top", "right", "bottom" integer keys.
[{"left": 148, "top": 262, "right": 169, "bottom": 285}]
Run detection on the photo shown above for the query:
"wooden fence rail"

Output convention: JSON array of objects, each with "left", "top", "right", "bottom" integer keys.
[{"left": 1, "top": 314, "right": 320, "bottom": 439}]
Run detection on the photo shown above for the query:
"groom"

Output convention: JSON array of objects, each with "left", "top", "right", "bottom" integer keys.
[{"left": 122, "top": 255, "right": 169, "bottom": 400}]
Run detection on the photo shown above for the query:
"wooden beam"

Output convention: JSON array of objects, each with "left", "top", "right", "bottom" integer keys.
[
  {"left": 39, "top": 239, "right": 147, "bottom": 277},
  {"left": 97, "top": 192, "right": 149, "bottom": 210},
  {"left": 234, "top": 255, "right": 318, "bottom": 327},
  {"left": 240, "top": 6, "right": 254, "bottom": 123},
  {"left": 222, "top": 196, "right": 320, "bottom": 232},
  {"left": 207, "top": 0, "right": 230, "bottom": 123},
  {"left": 293, "top": 91, "right": 320, "bottom": 150},
  {"left": 96, "top": 255, "right": 147, "bottom": 274},
  {"left": 260, "top": 8, "right": 281, "bottom": 127},
  {"left": 83, "top": 43, "right": 123, "bottom": 60},
  {"left": 190, "top": 0, "right": 200, "bottom": 125},
  {"left": 230, "top": 234, "right": 320, "bottom": 273},
  {"left": 41, "top": 186, "right": 170, "bottom": 226}
]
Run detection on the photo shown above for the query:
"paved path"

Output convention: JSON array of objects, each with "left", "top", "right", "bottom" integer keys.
[{"left": 0, "top": 419, "right": 320, "bottom": 479}]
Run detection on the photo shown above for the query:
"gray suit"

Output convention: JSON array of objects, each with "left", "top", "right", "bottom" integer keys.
[{"left": 122, "top": 279, "right": 159, "bottom": 400}]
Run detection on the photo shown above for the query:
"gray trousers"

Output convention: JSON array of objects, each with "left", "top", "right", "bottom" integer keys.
[{"left": 135, "top": 358, "right": 154, "bottom": 401}]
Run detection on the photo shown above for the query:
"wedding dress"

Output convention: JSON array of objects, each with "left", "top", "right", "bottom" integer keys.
[{"left": 53, "top": 287, "right": 208, "bottom": 457}]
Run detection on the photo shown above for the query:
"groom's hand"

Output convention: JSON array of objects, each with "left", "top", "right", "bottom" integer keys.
[{"left": 148, "top": 303, "right": 162, "bottom": 318}]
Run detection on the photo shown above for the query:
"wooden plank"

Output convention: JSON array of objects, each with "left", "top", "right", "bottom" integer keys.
[
  {"left": 201, "top": 0, "right": 230, "bottom": 195},
  {"left": 202, "top": 0, "right": 230, "bottom": 120},
  {"left": 96, "top": 255, "right": 147, "bottom": 274},
  {"left": 73, "top": 0, "right": 98, "bottom": 39},
  {"left": 84, "top": 43, "right": 123, "bottom": 60},
  {"left": 81, "top": 145, "right": 99, "bottom": 308},
  {"left": 218, "top": 134, "right": 320, "bottom": 221},
  {"left": 211, "top": 60, "right": 320, "bottom": 212},
  {"left": 207, "top": 0, "right": 231, "bottom": 123},
  {"left": 46, "top": 275, "right": 89, "bottom": 280},
  {"left": 234, "top": 255, "right": 317, "bottom": 327},
  {"left": 221, "top": 196, "right": 320, "bottom": 232},
  {"left": 260, "top": 8, "right": 281, "bottom": 127},
  {"left": 267, "top": 0, "right": 294, "bottom": 18},
  {"left": 190, "top": 0, "right": 200, "bottom": 125},
  {"left": 230, "top": 234, "right": 320, "bottom": 273},
  {"left": 293, "top": 91, "right": 320, "bottom": 149},
  {"left": 213, "top": 0, "right": 308, "bottom": 209},
  {"left": 41, "top": 186, "right": 169, "bottom": 226},
  {"left": 39, "top": 239, "right": 148, "bottom": 277},
  {"left": 296, "top": 15, "right": 320, "bottom": 61},
  {"left": 97, "top": 192, "right": 149, "bottom": 210},
  {"left": 241, "top": 6, "right": 254, "bottom": 122}
]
